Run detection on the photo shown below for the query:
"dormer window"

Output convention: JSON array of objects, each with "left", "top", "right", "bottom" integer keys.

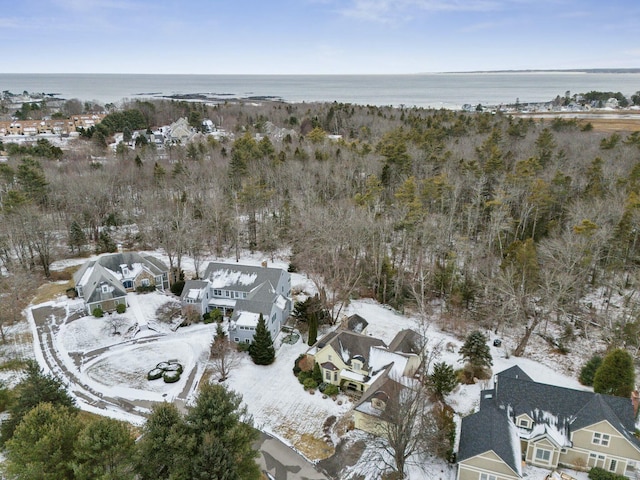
[
  {"left": 352, "top": 361, "right": 361, "bottom": 371},
  {"left": 518, "top": 418, "right": 531, "bottom": 429},
  {"left": 101, "top": 284, "right": 110, "bottom": 293}
]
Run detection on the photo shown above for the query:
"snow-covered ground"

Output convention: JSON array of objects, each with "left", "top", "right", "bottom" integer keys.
[{"left": 16, "top": 250, "right": 601, "bottom": 479}]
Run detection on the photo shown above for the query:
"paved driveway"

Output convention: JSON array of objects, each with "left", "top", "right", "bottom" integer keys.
[{"left": 256, "top": 432, "right": 331, "bottom": 480}]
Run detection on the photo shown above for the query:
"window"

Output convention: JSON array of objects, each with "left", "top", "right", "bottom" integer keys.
[
  {"left": 333, "top": 372, "right": 338, "bottom": 381},
  {"left": 101, "top": 284, "right": 110, "bottom": 293},
  {"left": 272, "top": 313, "right": 276, "bottom": 323},
  {"left": 141, "top": 278, "right": 150, "bottom": 287},
  {"left": 325, "top": 371, "right": 331, "bottom": 380},
  {"left": 214, "top": 289, "right": 221, "bottom": 296},
  {"left": 535, "top": 448, "right": 551, "bottom": 463},
  {"left": 225, "top": 291, "right": 230, "bottom": 297},
  {"left": 518, "top": 418, "right": 530, "bottom": 428},
  {"left": 352, "top": 362, "right": 360, "bottom": 371},
  {"left": 593, "top": 433, "right": 610, "bottom": 446},
  {"left": 234, "top": 337, "right": 239, "bottom": 342},
  {"left": 245, "top": 339, "right": 250, "bottom": 344},
  {"left": 243, "top": 292, "right": 247, "bottom": 298},
  {"left": 609, "top": 459, "right": 617, "bottom": 472},
  {"left": 480, "top": 474, "right": 497, "bottom": 480},
  {"left": 328, "top": 355, "right": 332, "bottom": 361}
]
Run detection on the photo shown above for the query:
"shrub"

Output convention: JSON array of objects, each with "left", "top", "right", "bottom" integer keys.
[
  {"left": 324, "top": 384, "right": 339, "bottom": 396},
  {"left": 136, "top": 284, "right": 156, "bottom": 293},
  {"left": 457, "top": 364, "right": 491, "bottom": 384},
  {"left": 297, "top": 370, "right": 313, "bottom": 385},
  {"left": 236, "top": 342, "right": 250, "bottom": 353},
  {"left": 147, "top": 368, "right": 163, "bottom": 381},
  {"left": 579, "top": 355, "right": 602, "bottom": 386},
  {"left": 170, "top": 280, "right": 185, "bottom": 296},
  {"left": 163, "top": 370, "right": 181, "bottom": 383},
  {"left": 293, "top": 354, "right": 305, "bottom": 376},
  {"left": 92, "top": 307, "right": 104, "bottom": 318},
  {"left": 116, "top": 303, "right": 126, "bottom": 314},
  {"left": 312, "top": 362, "right": 323, "bottom": 384},
  {"left": 588, "top": 467, "right": 627, "bottom": 480},
  {"left": 303, "top": 378, "right": 318, "bottom": 390}
]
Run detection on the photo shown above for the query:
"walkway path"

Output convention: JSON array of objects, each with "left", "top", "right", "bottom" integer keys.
[{"left": 125, "top": 292, "right": 147, "bottom": 328}]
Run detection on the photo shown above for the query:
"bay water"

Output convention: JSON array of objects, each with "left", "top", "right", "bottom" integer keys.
[{"left": 0, "top": 72, "right": 639, "bottom": 109}]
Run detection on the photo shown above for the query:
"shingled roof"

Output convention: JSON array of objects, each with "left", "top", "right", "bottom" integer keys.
[
  {"left": 458, "top": 393, "right": 522, "bottom": 476},
  {"left": 315, "top": 330, "right": 386, "bottom": 369}
]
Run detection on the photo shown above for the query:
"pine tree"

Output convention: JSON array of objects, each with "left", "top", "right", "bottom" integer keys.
[
  {"left": 593, "top": 348, "right": 635, "bottom": 397},
  {"left": 4, "top": 403, "right": 81, "bottom": 479},
  {"left": 579, "top": 355, "right": 602, "bottom": 386},
  {"left": 248, "top": 314, "right": 275, "bottom": 365},
  {"left": 427, "top": 362, "right": 458, "bottom": 400},
  {"left": 1, "top": 360, "right": 77, "bottom": 445},
  {"left": 68, "top": 220, "right": 87, "bottom": 254},
  {"left": 73, "top": 416, "right": 136, "bottom": 479},
  {"left": 135, "top": 403, "right": 183, "bottom": 480},
  {"left": 459, "top": 331, "right": 492, "bottom": 369}
]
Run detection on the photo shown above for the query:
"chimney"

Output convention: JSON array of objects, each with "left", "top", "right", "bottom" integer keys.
[{"left": 632, "top": 390, "right": 639, "bottom": 418}]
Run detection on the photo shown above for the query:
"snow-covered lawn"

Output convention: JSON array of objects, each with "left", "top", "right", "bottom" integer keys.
[{"left": 24, "top": 252, "right": 601, "bottom": 479}]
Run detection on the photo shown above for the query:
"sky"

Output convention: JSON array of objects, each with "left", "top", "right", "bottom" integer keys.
[{"left": 2, "top": 0, "right": 639, "bottom": 74}]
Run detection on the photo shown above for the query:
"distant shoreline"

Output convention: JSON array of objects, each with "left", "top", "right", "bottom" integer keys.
[{"left": 440, "top": 68, "right": 640, "bottom": 75}]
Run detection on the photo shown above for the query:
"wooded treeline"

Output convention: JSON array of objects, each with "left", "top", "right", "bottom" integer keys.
[{"left": 1, "top": 98, "right": 640, "bottom": 357}]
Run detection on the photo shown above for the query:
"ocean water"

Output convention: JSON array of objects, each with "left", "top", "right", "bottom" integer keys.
[{"left": 0, "top": 72, "right": 639, "bottom": 109}]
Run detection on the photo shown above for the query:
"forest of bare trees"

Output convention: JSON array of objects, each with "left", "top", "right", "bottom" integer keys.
[{"left": 1, "top": 98, "right": 640, "bottom": 358}]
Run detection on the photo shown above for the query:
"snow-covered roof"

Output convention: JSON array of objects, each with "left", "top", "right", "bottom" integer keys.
[
  {"left": 340, "top": 369, "right": 367, "bottom": 383},
  {"left": 208, "top": 298, "right": 236, "bottom": 307},
  {"left": 209, "top": 269, "right": 258, "bottom": 289},
  {"left": 368, "top": 346, "right": 408, "bottom": 377},
  {"left": 187, "top": 289, "right": 202, "bottom": 300},
  {"left": 235, "top": 311, "right": 261, "bottom": 328}
]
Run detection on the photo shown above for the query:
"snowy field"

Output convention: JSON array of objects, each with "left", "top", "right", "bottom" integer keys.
[{"left": 17, "top": 250, "right": 603, "bottom": 479}]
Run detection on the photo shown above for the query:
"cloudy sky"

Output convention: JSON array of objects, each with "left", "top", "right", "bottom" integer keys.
[{"left": 3, "top": 0, "right": 639, "bottom": 74}]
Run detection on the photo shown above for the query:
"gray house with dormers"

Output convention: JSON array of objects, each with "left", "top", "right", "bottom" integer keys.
[
  {"left": 73, "top": 252, "right": 169, "bottom": 315},
  {"left": 180, "top": 261, "right": 291, "bottom": 344},
  {"left": 457, "top": 366, "right": 640, "bottom": 480}
]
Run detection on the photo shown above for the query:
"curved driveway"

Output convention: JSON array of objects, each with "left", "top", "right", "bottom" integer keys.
[{"left": 29, "top": 302, "right": 332, "bottom": 479}]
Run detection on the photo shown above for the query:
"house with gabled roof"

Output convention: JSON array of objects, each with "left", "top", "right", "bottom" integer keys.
[
  {"left": 457, "top": 366, "right": 640, "bottom": 480},
  {"left": 311, "top": 327, "right": 422, "bottom": 395},
  {"left": 73, "top": 252, "right": 169, "bottom": 314},
  {"left": 179, "top": 261, "right": 291, "bottom": 344}
]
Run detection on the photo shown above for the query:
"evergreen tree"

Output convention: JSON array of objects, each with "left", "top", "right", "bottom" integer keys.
[
  {"left": 135, "top": 402, "right": 183, "bottom": 480},
  {"left": 579, "top": 354, "right": 603, "bottom": 386},
  {"left": 248, "top": 314, "right": 275, "bottom": 365},
  {"left": 4, "top": 402, "right": 81, "bottom": 480},
  {"left": 73, "top": 416, "right": 136, "bottom": 480},
  {"left": 68, "top": 220, "right": 87, "bottom": 254},
  {"left": 1, "top": 360, "right": 76, "bottom": 445},
  {"left": 308, "top": 313, "right": 318, "bottom": 346},
  {"left": 427, "top": 362, "right": 458, "bottom": 400},
  {"left": 459, "top": 331, "right": 492, "bottom": 369},
  {"left": 179, "top": 383, "right": 260, "bottom": 480},
  {"left": 593, "top": 348, "right": 635, "bottom": 397},
  {"left": 96, "top": 229, "right": 117, "bottom": 254}
]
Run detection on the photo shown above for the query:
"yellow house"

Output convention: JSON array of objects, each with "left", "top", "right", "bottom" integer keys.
[{"left": 457, "top": 366, "right": 640, "bottom": 480}]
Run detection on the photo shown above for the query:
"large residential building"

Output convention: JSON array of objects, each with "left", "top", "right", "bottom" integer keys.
[
  {"left": 180, "top": 261, "right": 291, "bottom": 344},
  {"left": 73, "top": 252, "right": 169, "bottom": 314},
  {"left": 457, "top": 366, "right": 640, "bottom": 480}
]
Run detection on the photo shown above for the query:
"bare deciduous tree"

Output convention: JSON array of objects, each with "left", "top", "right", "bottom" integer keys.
[{"left": 209, "top": 324, "right": 240, "bottom": 382}]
